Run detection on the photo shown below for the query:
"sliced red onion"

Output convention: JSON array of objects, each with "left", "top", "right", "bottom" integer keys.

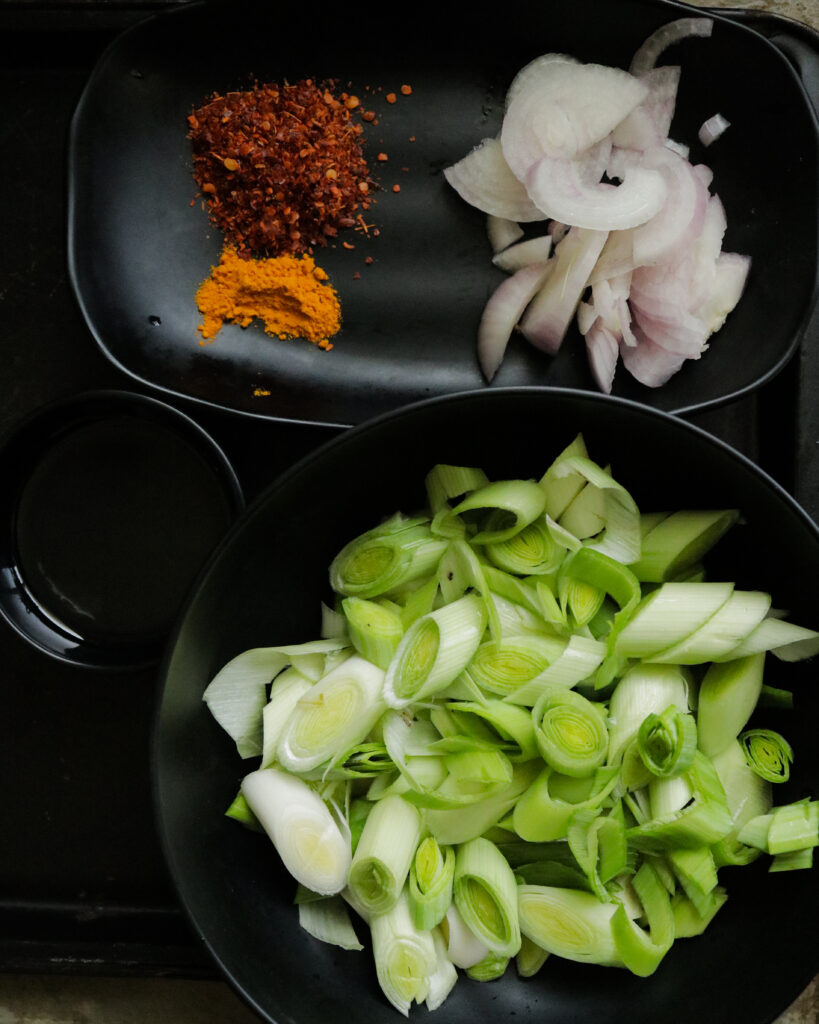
[
  {"left": 492, "top": 233, "right": 553, "bottom": 273},
  {"left": 519, "top": 227, "right": 608, "bottom": 353},
  {"left": 620, "top": 326, "right": 687, "bottom": 387},
  {"left": 501, "top": 59, "right": 648, "bottom": 178},
  {"left": 477, "top": 261, "right": 553, "bottom": 381},
  {"left": 577, "top": 300, "right": 597, "bottom": 336},
  {"left": 589, "top": 229, "right": 637, "bottom": 283},
  {"left": 688, "top": 194, "right": 727, "bottom": 309},
  {"left": 611, "top": 105, "right": 664, "bottom": 151},
  {"left": 443, "top": 137, "right": 546, "bottom": 222},
  {"left": 699, "top": 113, "right": 731, "bottom": 146},
  {"left": 548, "top": 220, "right": 570, "bottom": 243},
  {"left": 631, "top": 302, "right": 708, "bottom": 357},
  {"left": 629, "top": 17, "right": 714, "bottom": 77},
  {"left": 699, "top": 252, "right": 751, "bottom": 333},
  {"left": 631, "top": 146, "right": 708, "bottom": 266},
  {"left": 586, "top": 318, "right": 620, "bottom": 393},
  {"left": 638, "top": 65, "right": 681, "bottom": 138},
  {"left": 486, "top": 215, "right": 525, "bottom": 254},
  {"left": 664, "top": 138, "right": 689, "bottom": 159},
  {"left": 619, "top": 296, "right": 637, "bottom": 347},
  {"left": 527, "top": 154, "right": 667, "bottom": 231},
  {"left": 504, "top": 53, "right": 579, "bottom": 109}
]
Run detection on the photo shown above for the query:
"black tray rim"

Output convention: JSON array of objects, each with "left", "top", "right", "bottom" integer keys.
[{"left": 65, "top": 0, "right": 819, "bottom": 430}]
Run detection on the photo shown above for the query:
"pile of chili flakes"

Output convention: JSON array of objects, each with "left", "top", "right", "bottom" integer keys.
[{"left": 188, "top": 79, "right": 378, "bottom": 257}]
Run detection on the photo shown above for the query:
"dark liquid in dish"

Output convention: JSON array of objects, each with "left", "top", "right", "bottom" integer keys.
[{"left": 14, "top": 414, "right": 234, "bottom": 647}]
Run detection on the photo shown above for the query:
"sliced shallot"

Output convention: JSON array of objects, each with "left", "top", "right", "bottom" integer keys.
[
  {"left": 477, "top": 261, "right": 553, "bottom": 381},
  {"left": 487, "top": 215, "right": 524, "bottom": 253},
  {"left": 526, "top": 155, "right": 667, "bottom": 231},
  {"left": 629, "top": 17, "right": 714, "bottom": 76},
  {"left": 443, "top": 137, "right": 546, "bottom": 222},
  {"left": 492, "top": 234, "right": 553, "bottom": 273},
  {"left": 631, "top": 146, "right": 709, "bottom": 266},
  {"left": 519, "top": 227, "right": 608, "bottom": 354},
  {"left": 586, "top": 318, "right": 620, "bottom": 393},
  {"left": 699, "top": 113, "right": 731, "bottom": 146}
]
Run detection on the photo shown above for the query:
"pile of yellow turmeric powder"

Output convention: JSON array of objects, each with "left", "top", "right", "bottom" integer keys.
[{"left": 196, "top": 248, "right": 342, "bottom": 349}]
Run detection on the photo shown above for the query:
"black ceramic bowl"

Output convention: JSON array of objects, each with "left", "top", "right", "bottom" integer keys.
[
  {"left": 154, "top": 388, "right": 819, "bottom": 1024},
  {"left": 69, "top": 0, "right": 818, "bottom": 425}
]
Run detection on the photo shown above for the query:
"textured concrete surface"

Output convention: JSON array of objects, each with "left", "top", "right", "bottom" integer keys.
[{"left": 3, "top": 0, "right": 817, "bottom": 1021}]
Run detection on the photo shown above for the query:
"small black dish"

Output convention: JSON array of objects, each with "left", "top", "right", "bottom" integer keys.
[
  {"left": 0, "top": 390, "right": 244, "bottom": 670},
  {"left": 154, "top": 386, "right": 819, "bottom": 1024}
]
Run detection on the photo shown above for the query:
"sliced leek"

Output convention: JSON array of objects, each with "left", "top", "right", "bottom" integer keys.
[
  {"left": 370, "top": 889, "right": 437, "bottom": 1015},
  {"left": 453, "top": 837, "right": 522, "bottom": 957},
  {"left": 408, "top": 836, "right": 455, "bottom": 930},
  {"left": 533, "top": 686, "right": 609, "bottom": 777},
  {"left": 348, "top": 794, "right": 423, "bottom": 914}
]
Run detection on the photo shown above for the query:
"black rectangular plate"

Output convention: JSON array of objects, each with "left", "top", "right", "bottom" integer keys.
[{"left": 67, "top": 0, "right": 818, "bottom": 426}]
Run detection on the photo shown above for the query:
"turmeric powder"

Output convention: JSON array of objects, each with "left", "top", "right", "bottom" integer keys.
[{"left": 195, "top": 247, "right": 341, "bottom": 349}]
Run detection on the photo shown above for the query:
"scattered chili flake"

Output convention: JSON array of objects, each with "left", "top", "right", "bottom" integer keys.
[
  {"left": 400, "top": 84, "right": 412, "bottom": 95},
  {"left": 188, "top": 79, "right": 376, "bottom": 257},
  {"left": 342, "top": 241, "right": 355, "bottom": 249},
  {"left": 353, "top": 272, "right": 361, "bottom": 280},
  {"left": 392, "top": 184, "right": 401, "bottom": 193},
  {"left": 385, "top": 92, "right": 397, "bottom": 103},
  {"left": 365, "top": 256, "right": 374, "bottom": 265},
  {"left": 253, "top": 388, "right": 272, "bottom": 397},
  {"left": 377, "top": 152, "right": 388, "bottom": 162},
  {"left": 362, "top": 110, "right": 376, "bottom": 122},
  {"left": 345, "top": 95, "right": 360, "bottom": 109}
]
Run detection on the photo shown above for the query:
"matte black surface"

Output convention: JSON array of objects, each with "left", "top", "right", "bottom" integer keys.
[
  {"left": 154, "top": 388, "right": 819, "bottom": 1024},
  {"left": 67, "top": 0, "right": 818, "bottom": 427}
]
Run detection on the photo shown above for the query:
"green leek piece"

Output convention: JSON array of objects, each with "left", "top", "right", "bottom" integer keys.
[
  {"left": 561, "top": 577, "right": 605, "bottom": 628},
  {"left": 696, "top": 653, "right": 765, "bottom": 758},
  {"left": 384, "top": 593, "right": 487, "bottom": 707},
  {"left": 567, "top": 805, "right": 627, "bottom": 900},
  {"left": 671, "top": 887, "right": 728, "bottom": 937},
  {"left": 532, "top": 686, "right": 609, "bottom": 778},
  {"left": 539, "top": 434, "right": 590, "bottom": 519},
  {"left": 626, "top": 751, "right": 733, "bottom": 852},
  {"left": 739, "top": 728, "right": 793, "bottom": 783},
  {"left": 614, "top": 582, "right": 735, "bottom": 659},
  {"left": 770, "top": 848, "right": 814, "bottom": 872},
  {"left": 518, "top": 885, "right": 620, "bottom": 966},
  {"left": 712, "top": 616, "right": 819, "bottom": 662},
  {"left": 637, "top": 704, "right": 697, "bottom": 778},
  {"left": 711, "top": 739, "right": 771, "bottom": 867},
  {"left": 276, "top": 655, "right": 386, "bottom": 773},
  {"left": 466, "top": 952, "right": 509, "bottom": 981},
  {"left": 515, "top": 934, "right": 550, "bottom": 977},
  {"left": 349, "top": 798, "right": 372, "bottom": 854},
  {"left": 298, "top": 896, "right": 365, "bottom": 951},
  {"left": 399, "top": 575, "right": 440, "bottom": 629},
  {"left": 629, "top": 509, "right": 740, "bottom": 582},
  {"left": 607, "top": 663, "right": 692, "bottom": 764},
  {"left": 485, "top": 517, "right": 561, "bottom": 576},
  {"left": 610, "top": 860, "right": 674, "bottom": 976},
  {"left": 336, "top": 743, "right": 394, "bottom": 779},
  {"left": 330, "top": 515, "right": 448, "bottom": 599},
  {"left": 224, "top": 791, "right": 263, "bottom": 832},
  {"left": 550, "top": 455, "right": 641, "bottom": 565},
  {"left": 741, "top": 801, "right": 819, "bottom": 856},
  {"left": 425, "top": 761, "right": 541, "bottom": 845},
  {"left": 203, "top": 638, "right": 349, "bottom": 758},
  {"left": 668, "top": 846, "right": 718, "bottom": 917},
  {"left": 241, "top": 768, "right": 351, "bottom": 896},
  {"left": 348, "top": 794, "right": 423, "bottom": 915},
  {"left": 453, "top": 837, "right": 522, "bottom": 958},
  {"left": 342, "top": 597, "right": 404, "bottom": 669},
  {"left": 445, "top": 699, "right": 539, "bottom": 762},
  {"left": 503, "top": 635, "right": 606, "bottom": 706},
  {"left": 468, "top": 634, "right": 567, "bottom": 698},
  {"left": 558, "top": 468, "right": 608, "bottom": 540},
  {"left": 370, "top": 889, "right": 438, "bottom": 1016},
  {"left": 647, "top": 590, "right": 771, "bottom": 664},
  {"left": 513, "top": 765, "right": 619, "bottom": 842},
  {"left": 408, "top": 836, "right": 455, "bottom": 930},
  {"left": 425, "top": 464, "right": 490, "bottom": 516},
  {"left": 443, "top": 479, "right": 547, "bottom": 544},
  {"left": 758, "top": 684, "right": 794, "bottom": 710}
]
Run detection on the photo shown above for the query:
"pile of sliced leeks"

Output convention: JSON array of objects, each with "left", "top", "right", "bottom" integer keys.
[{"left": 203, "top": 434, "right": 819, "bottom": 1016}]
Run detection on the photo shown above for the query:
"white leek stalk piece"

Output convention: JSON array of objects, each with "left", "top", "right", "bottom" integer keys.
[
  {"left": 539, "top": 434, "right": 590, "bottom": 519},
  {"left": 260, "top": 668, "right": 313, "bottom": 768},
  {"left": 348, "top": 794, "right": 422, "bottom": 915},
  {"left": 648, "top": 591, "right": 771, "bottom": 664},
  {"left": 614, "top": 582, "right": 735, "bottom": 659},
  {"left": 518, "top": 885, "right": 621, "bottom": 965},
  {"left": 711, "top": 738, "right": 772, "bottom": 867},
  {"left": 443, "top": 902, "right": 489, "bottom": 968},
  {"left": 607, "top": 663, "right": 692, "bottom": 764},
  {"left": 696, "top": 653, "right": 765, "bottom": 757},
  {"left": 444, "top": 479, "right": 547, "bottom": 544},
  {"left": 298, "top": 896, "right": 364, "bottom": 951},
  {"left": 370, "top": 889, "right": 437, "bottom": 1016},
  {"left": 425, "top": 464, "right": 490, "bottom": 516},
  {"left": 453, "top": 837, "right": 522, "bottom": 957},
  {"left": 485, "top": 517, "right": 562, "bottom": 576},
  {"left": 241, "top": 769, "right": 350, "bottom": 895},
  {"left": 516, "top": 934, "right": 550, "bottom": 977},
  {"left": 203, "top": 639, "right": 349, "bottom": 758},
  {"left": 384, "top": 594, "right": 487, "bottom": 707},
  {"left": 468, "top": 634, "right": 567, "bottom": 698},
  {"left": 425, "top": 928, "right": 458, "bottom": 1012},
  {"left": 276, "top": 655, "right": 386, "bottom": 773},
  {"left": 504, "top": 635, "right": 606, "bottom": 706}
]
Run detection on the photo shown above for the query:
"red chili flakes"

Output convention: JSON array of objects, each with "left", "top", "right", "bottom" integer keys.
[
  {"left": 377, "top": 152, "right": 388, "bottom": 162},
  {"left": 400, "top": 84, "right": 412, "bottom": 95},
  {"left": 385, "top": 92, "right": 397, "bottom": 104},
  {"left": 188, "top": 79, "right": 376, "bottom": 256},
  {"left": 392, "top": 184, "right": 401, "bottom": 193}
]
